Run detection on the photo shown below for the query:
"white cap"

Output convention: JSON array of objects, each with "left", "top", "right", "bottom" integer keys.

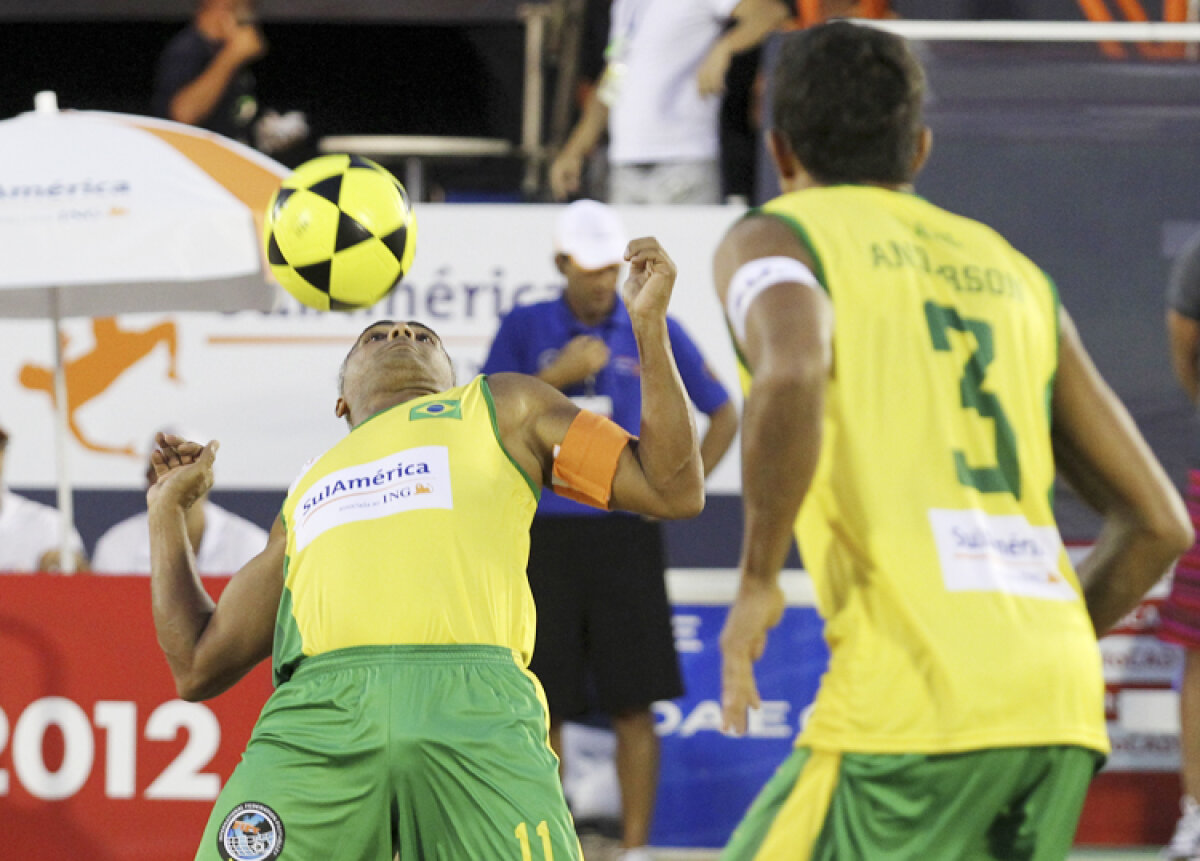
[{"left": 554, "top": 199, "right": 627, "bottom": 271}]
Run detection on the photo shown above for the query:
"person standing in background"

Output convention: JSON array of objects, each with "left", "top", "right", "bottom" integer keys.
[
  {"left": 152, "top": 0, "right": 307, "bottom": 155},
  {"left": 481, "top": 200, "right": 737, "bottom": 860},
  {"left": 0, "top": 422, "right": 87, "bottom": 573},
  {"left": 1159, "top": 230, "right": 1200, "bottom": 861},
  {"left": 550, "top": 0, "right": 790, "bottom": 204}
]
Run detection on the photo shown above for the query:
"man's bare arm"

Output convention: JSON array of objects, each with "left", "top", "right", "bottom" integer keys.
[
  {"left": 712, "top": 214, "right": 832, "bottom": 734},
  {"left": 698, "top": 0, "right": 791, "bottom": 96},
  {"left": 489, "top": 241, "right": 704, "bottom": 520},
  {"left": 148, "top": 436, "right": 281, "bottom": 701},
  {"left": 549, "top": 90, "right": 610, "bottom": 201},
  {"left": 1053, "top": 310, "right": 1193, "bottom": 634}
]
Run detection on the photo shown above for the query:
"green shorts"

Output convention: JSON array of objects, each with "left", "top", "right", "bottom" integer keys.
[
  {"left": 722, "top": 744, "right": 1103, "bottom": 861},
  {"left": 197, "top": 645, "right": 581, "bottom": 861}
]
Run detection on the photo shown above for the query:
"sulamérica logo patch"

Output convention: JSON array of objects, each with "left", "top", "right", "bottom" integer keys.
[
  {"left": 292, "top": 446, "right": 453, "bottom": 552},
  {"left": 217, "top": 801, "right": 285, "bottom": 861}
]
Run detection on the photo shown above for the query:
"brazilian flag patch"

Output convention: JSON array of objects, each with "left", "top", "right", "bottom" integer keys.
[{"left": 410, "top": 399, "right": 462, "bottom": 420}]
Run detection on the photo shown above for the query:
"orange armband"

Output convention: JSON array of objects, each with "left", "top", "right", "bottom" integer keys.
[{"left": 551, "top": 409, "right": 633, "bottom": 510}]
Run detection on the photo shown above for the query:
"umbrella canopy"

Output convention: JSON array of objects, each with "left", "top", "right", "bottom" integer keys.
[
  {"left": 0, "top": 102, "right": 288, "bottom": 316},
  {"left": 0, "top": 97, "right": 291, "bottom": 572}
]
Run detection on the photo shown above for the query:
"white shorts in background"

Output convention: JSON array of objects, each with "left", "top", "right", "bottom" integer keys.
[{"left": 609, "top": 159, "right": 721, "bottom": 205}]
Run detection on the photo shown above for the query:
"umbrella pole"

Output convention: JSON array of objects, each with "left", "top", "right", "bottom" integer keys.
[{"left": 51, "top": 287, "right": 77, "bottom": 574}]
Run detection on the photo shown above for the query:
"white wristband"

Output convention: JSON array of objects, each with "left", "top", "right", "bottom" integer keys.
[{"left": 725, "top": 256, "right": 822, "bottom": 343}]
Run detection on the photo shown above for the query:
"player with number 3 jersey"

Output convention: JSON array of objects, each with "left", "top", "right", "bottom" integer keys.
[{"left": 714, "top": 21, "right": 1192, "bottom": 861}]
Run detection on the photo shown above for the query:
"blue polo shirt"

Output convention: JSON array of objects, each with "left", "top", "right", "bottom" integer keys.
[{"left": 482, "top": 295, "right": 730, "bottom": 516}]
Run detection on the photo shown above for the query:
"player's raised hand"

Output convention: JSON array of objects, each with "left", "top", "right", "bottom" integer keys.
[
  {"left": 621, "top": 238, "right": 677, "bottom": 324},
  {"left": 147, "top": 433, "right": 220, "bottom": 512},
  {"left": 719, "top": 578, "right": 786, "bottom": 735}
]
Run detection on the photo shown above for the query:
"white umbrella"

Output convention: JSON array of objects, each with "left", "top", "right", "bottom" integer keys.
[{"left": 0, "top": 93, "right": 289, "bottom": 571}]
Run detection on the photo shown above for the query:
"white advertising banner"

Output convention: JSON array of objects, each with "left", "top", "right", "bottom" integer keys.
[{"left": 0, "top": 204, "right": 745, "bottom": 491}]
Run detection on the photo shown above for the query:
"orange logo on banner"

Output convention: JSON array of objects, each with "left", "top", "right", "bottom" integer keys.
[{"left": 18, "top": 318, "right": 179, "bottom": 456}]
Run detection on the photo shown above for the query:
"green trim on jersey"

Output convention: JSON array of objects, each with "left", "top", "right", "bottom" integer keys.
[
  {"left": 272, "top": 559, "right": 304, "bottom": 687},
  {"left": 1042, "top": 270, "right": 1062, "bottom": 514},
  {"left": 744, "top": 207, "right": 830, "bottom": 292},
  {"left": 481, "top": 375, "right": 540, "bottom": 501},
  {"left": 349, "top": 398, "right": 406, "bottom": 433}
]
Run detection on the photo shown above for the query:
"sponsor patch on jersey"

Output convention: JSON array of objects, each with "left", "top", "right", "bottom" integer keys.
[
  {"left": 928, "top": 508, "right": 1077, "bottom": 601},
  {"left": 293, "top": 446, "right": 453, "bottom": 551},
  {"left": 217, "top": 801, "right": 284, "bottom": 861}
]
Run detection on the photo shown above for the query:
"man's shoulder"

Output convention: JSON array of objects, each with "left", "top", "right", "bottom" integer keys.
[
  {"left": 92, "top": 513, "right": 150, "bottom": 569},
  {"left": 664, "top": 314, "right": 709, "bottom": 354},
  {"left": 95, "top": 511, "right": 150, "bottom": 544},
  {"left": 1, "top": 490, "right": 57, "bottom": 524},
  {"left": 481, "top": 370, "right": 536, "bottom": 397},
  {"left": 664, "top": 313, "right": 692, "bottom": 338}
]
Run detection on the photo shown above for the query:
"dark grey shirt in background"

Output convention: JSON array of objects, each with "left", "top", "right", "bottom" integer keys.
[{"left": 151, "top": 27, "right": 258, "bottom": 143}]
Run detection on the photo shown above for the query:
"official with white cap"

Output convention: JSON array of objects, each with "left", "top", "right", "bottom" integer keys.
[{"left": 478, "top": 199, "right": 739, "bottom": 859}]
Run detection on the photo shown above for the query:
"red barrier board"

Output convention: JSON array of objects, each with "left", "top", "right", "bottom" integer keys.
[
  {"left": 0, "top": 574, "right": 272, "bottom": 861},
  {"left": 0, "top": 574, "right": 1184, "bottom": 855}
]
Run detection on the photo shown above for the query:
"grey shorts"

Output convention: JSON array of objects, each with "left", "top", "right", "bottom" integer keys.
[{"left": 609, "top": 159, "right": 722, "bottom": 205}]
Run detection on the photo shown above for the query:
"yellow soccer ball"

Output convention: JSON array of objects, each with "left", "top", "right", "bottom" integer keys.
[{"left": 264, "top": 154, "right": 417, "bottom": 310}]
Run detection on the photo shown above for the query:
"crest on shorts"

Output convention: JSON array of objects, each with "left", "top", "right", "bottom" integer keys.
[{"left": 217, "top": 801, "right": 285, "bottom": 861}]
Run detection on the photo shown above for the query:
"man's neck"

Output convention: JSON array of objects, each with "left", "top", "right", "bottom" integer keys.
[
  {"left": 351, "top": 386, "right": 443, "bottom": 428},
  {"left": 782, "top": 174, "right": 914, "bottom": 195}
]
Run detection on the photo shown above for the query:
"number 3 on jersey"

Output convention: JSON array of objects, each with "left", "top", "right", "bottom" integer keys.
[{"left": 924, "top": 301, "right": 1021, "bottom": 499}]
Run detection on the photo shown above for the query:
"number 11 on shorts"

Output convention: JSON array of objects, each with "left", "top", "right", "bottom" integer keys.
[{"left": 514, "top": 820, "right": 554, "bottom": 860}]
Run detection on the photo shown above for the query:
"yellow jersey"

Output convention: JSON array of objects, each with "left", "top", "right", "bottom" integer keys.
[
  {"left": 274, "top": 376, "right": 540, "bottom": 684},
  {"left": 747, "top": 185, "right": 1108, "bottom": 755}
]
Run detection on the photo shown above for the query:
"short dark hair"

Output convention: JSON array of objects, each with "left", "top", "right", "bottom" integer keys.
[{"left": 772, "top": 21, "right": 926, "bottom": 186}]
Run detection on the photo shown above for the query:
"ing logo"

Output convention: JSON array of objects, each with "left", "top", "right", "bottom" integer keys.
[{"left": 18, "top": 317, "right": 179, "bottom": 456}]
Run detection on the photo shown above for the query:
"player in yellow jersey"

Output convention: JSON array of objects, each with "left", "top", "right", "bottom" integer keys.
[
  {"left": 714, "top": 21, "right": 1193, "bottom": 861},
  {"left": 145, "top": 238, "right": 704, "bottom": 861}
]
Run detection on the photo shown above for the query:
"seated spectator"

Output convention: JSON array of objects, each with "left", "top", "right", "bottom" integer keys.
[
  {"left": 0, "top": 422, "right": 88, "bottom": 573},
  {"left": 91, "top": 430, "right": 267, "bottom": 575}
]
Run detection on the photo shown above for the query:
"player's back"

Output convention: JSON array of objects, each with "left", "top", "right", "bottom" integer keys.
[{"left": 754, "top": 185, "right": 1108, "bottom": 756}]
